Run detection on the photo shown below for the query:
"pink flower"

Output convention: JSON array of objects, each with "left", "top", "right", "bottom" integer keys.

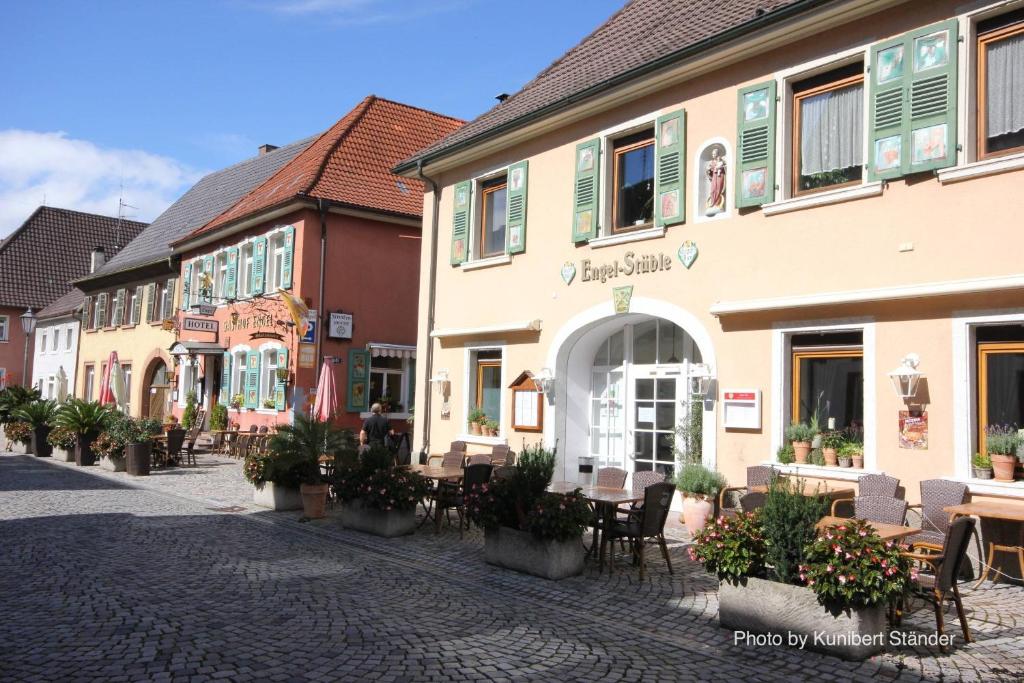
[
  {"left": 808, "top": 579, "right": 816, "bottom": 586},
  {"left": 826, "top": 564, "right": 834, "bottom": 573},
  {"left": 910, "top": 568, "right": 919, "bottom": 581},
  {"left": 799, "top": 573, "right": 807, "bottom": 582},
  {"left": 845, "top": 553, "right": 853, "bottom": 560},
  {"left": 838, "top": 575, "right": 847, "bottom": 584},
  {"left": 688, "top": 548, "right": 697, "bottom": 561},
  {"left": 716, "top": 542, "right": 724, "bottom": 549}
]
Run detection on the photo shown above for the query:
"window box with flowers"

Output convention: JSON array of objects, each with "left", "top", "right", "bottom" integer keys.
[
  {"left": 690, "top": 478, "right": 914, "bottom": 660},
  {"left": 330, "top": 447, "right": 430, "bottom": 537}
]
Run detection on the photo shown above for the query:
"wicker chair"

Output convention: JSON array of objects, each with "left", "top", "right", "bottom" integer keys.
[
  {"left": 441, "top": 452, "right": 465, "bottom": 469},
  {"left": 898, "top": 516, "right": 977, "bottom": 652},
  {"left": 467, "top": 454, "right": 492, "bottom": 466},
  {"left": 831, "top": 495, "right": 908, "bottom": 526},
  {"left": 859, "top": 473, "right": 903, "bottom": 498},
  {"left": 907, "top": 480, "right": 968, "bottom": 550},
  {"left": 604, "top": 482, "right": 676, "bottom": 579},
  {"left": 596, "top": 466, "right": 628, "bottom": 489},
  {"left": 719, "top": 465, "right": 776, "bottom": 516},
  {"left": 739, "top": 491, "right": 766, "bottom": 513},
  {"left": 616, "top": 470, "right": 666, "bottom": 515},
  {"left": 490, "top": 444, "right": 511, "bottom": 465}
]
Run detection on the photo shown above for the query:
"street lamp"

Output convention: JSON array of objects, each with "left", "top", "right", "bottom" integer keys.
[{"left": 20, "top": 308, "right": 36, "bottom": 387}]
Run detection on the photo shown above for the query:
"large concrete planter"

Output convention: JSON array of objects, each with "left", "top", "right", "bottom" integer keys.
[
  {"left": 53, "top": 447, "right": 74, "bottom": 462},
  {"left": 338, "top": 500, "right": 416, "bottom": 537},
  {"left": 99, "top": 455, "right": 126, "bottom": 472},
  {"left": 7, "top": 440, "right": 28, "bottom": 454},
  {"left": 483, "top": 526, "right": 585, "bottom": 580},
  {"left": 719, "top": 576, "right": 886, "bottom": 660},
  {"left": 253, "top": 482, "right": 303, "bottom": 510}
]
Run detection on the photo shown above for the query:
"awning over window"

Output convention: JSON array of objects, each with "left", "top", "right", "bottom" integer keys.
[
  {"left": 367, "top": 343, "right": 416, "bottom": 359},
  {"left": 169, "top": 341, "right": 228, "bottom": 356}
]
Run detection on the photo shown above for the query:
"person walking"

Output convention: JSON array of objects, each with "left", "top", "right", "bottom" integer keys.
[{"left": 360, "top": 402, "right": 394, "bottom": 450}]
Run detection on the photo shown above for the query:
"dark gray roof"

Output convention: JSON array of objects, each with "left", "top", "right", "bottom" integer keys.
[
  {"left": 396, "top": 0, "right": 824, "bottom": 172},
  {"left": 38, "top": 287, "right": 85, "bottom": 320},
  {"left": 80, "top": 136, "right": 315, "bottom": 281},
  {"left": 0, "top": 207, "right": 147, "bottom": 310}
]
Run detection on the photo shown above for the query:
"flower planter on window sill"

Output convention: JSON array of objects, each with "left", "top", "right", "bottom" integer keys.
[
  {"left": 483, "top": 527, "right": 585, "bottom": 580},
  {"left": 769, "top": 462, "right": 878, "bottom": 482},
  {"left": 718, "top": 577, "right": 885, "bottom": 660},
  {"left": 336, "top": 500, "right": 416, "bottom": 537}
]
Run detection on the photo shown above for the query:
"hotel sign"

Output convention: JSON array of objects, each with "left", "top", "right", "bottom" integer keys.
[
  {"left": 182, "top": 317, "right": 219, "bottom": 333},
  {"left": 224, "top": 314, "right": 274, "bottom": 333},
  {"left": 578, "top": 251, "right": 673, "bottom": 284}
]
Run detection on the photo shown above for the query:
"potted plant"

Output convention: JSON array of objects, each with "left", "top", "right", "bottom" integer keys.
[
  {"left": 820, "top": 431, "right": 843, "bottom": 467},
  {"left": 987, "top": 425, "right": 1019, "bottom": 481},
  {"left": 332, "top": 446, "right": 431, "bottom": 536},
  {"left": 0, "top": 386, "right": 42, "bottom": 450},
  {"left": 468, "top": 408, "right": 485, "bottom": 436},
  {"left": 13, "top": 399, "right": 58, "bottom": 457},
  {"left": 674, "top": 462, "right": 727, "bottom": 534},
  {"left": 91, "top": 429, "right": 125, "bottom": 471},
  {"left": 47, "top": 426, "right": 77, "bottom": 462},
  {"left": 776, "top": 443, "right": 795, "bottom": 465},
  {"left": 54, "top": 399, "right": 112, "bottom": 466},
  {"left": 465, "top": 444, "right": 591, "bottom": 580},
  {"left": 784, "top": 422, "right": 814, "bottom": 464},
  {"left": 3, "top": 420, "right": 32, "bottom": 454},
  {"left": 483, "top": 418, "right": 499, "bottom": 437},
  {"left": 122, "top": 417, "right": 162, "bottom": 477},
  {"left": 836, "top": 442, "right": 854, "bottom": 468},
  {"left": 181, "top": 391, "right": 198, "bottom": 430},
  {"left": 972, "top": 452, "right": 994, "bottom": 480}
]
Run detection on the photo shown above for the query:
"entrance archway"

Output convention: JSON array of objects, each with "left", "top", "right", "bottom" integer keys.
[
  {"left": 142, "top": 358, "right": 171, "bottom": 421},
  {"left": 544, "top": 297, "right": 717, "bottom": 485}
]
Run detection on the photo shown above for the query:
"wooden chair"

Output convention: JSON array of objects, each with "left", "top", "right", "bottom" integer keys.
[
  {"left": 604, "top": 482, "right": 676, "bottom": 579},
  {"left": 182, "top": 420, "right": 204, "bottom": 466}
]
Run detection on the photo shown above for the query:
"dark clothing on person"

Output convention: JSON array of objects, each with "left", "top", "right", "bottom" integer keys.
[{"left": 362, "top": 414, "right": 391, "bottom": 446}]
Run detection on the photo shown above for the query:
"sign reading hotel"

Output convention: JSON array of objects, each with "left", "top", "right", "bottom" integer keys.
[
  {"left": 576, "top": 251, "right": 673, "bottom": 284},
  {"left": 224, "top": 314, "right": 275, "bottom": 333},
  {"left": 182, "top": 317, "right": 219, "bottom": 333}
]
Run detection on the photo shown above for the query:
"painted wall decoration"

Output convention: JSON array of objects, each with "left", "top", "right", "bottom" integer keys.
[
  {"left": 874, "top": 136, "right": 902, "bottom": 172},
  {"left": 612, "top": 285, "right": 634, "bottom": 314},
  {"left": 914, "top": 30, "right": 949, "bottom": 72},
  {"left": 899, "top": 410, "right": 928, "bottom": 450},
  {"left": 743, "top": 87, "right": 769, "bottom": 121},
  {"left": 741, "top": 168, "right": 767, "bottom": 201},
  {"left": 560, "top": 261, "right": 576, "bottom": 285},
  {"left": 912, "top": 124, "right": 947, "bottom": 164},
  {"left": 678, "top": 241, "right": 699, "bottom": 269},
  {"left": 876, "top": 44, "right": 904, "bottom": 84}
]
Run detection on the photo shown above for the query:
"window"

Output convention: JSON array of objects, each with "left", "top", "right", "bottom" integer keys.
[
  {"left": 179, "top": 360, "right": 198, "bottom": 406},
  {"left": 52, "top": 328, "right": 59, "bottom": 351},
  {"left": 790, "top": 331, "right": 864, "bottom": 431},
  {"left": 268, "top": 234, "right": 286, "bottom": 291},
  {"left": 261, "top": 347, "right": 281, "bottom": 408},
  {"left": 92, "top": 294, "right": 107, "bottom": 329},
  {"left": 231, "top": 350, "right": 248, "bottom": 403},
  {"left": 976, "top": 325, "right": 1024, "bottom": 454},
  {"left": 473, "top": 349, "right": 503, "bottom": 430},
  {"left": 978, "top": 11, "right": 1024, "bottom": 159},
  {"left": 161, "top": 279, "right": 176, "bottom": 320},
  {"left": 39, "top": 331, "right": 47, "bottom": 353},
  {"left": 46, "top": 376, "right": 55, "bottom": 400},
  {"left": 792, "top": 63, "right": 864, "bottom": 195},
  {"left": 0, "top": 315, "right": 7, "bottom": 341},
  {"left": 612, "top": 129, "right": 655, "bottom": 232},
  {"left": 239, "top": 243, "right": 254, "bottom": 297},
  {"left": 0, "top": 369, "right": 6, "bottom": 388},
  {"left": 122, "top": 364, "right": 132, "bottom": 412},
  {"left": 215, "top": 251, "right": 229, "bottom": 300},
  {"left": 478, "top": 176, "right": 507, "bottom": 258},
  {"left": 65, "top": 326, "right": 72, "bottom": 351},
  {"left": 83, "top": 365, "right": 95, "bottom": 401}
]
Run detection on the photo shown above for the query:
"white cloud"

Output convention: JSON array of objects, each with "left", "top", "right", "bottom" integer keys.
[
  {"left": 262, "top": 0, "right": 473, "bottom": 25},
  {"left": 0, "top": 130, "right": 203, "bottom": 237}
]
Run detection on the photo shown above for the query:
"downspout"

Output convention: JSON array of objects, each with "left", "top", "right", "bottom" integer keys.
[
  {"left": 415, "top": 160, "right": 441, "bottom": 460},
  {"left": 316, "top": 198, "right": 328, "bottom": 378}
]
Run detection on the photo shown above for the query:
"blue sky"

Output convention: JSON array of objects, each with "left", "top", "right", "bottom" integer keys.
[{"left": 0, "top": 0, "right": 624, "bottom": 234}]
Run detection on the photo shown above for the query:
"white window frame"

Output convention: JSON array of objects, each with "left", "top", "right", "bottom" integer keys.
[
  {"left": 0, "top": 368, "right": 6, "bottom": 388},
  {"left": 51, "top": 327, "right": 59, "bottom": 351},
  {"left": 268, "top": 232, "right": 286, "bottom": 292},
  {"left": 178, "top": 359, "right": 199, "bottom": 408},
  {"left": 65, "top": 325, "right": 73, "bottom": 351},
  {"left": 190, "top": 260, "right": 203, "bottom": 307},
  {"left": 83, "top": 365, "right": 95, "bottom": 401},
  {"left": 361, "top": 356, "right": 415, "bottom": 419},
  {"left": 46, "top": 375, "right": 55, "bottom": 399},
  {"left": 39, "top": 330, "right": 47, "bottom": 354},
  {"left": 0, "top": 315, "right": 8, "bottom": 342},
  {"left": 127, "top": 289, "right": 138, "bottom": 325},
  {"left": 257, "top": 342, "right": 285, "bottom": 412},
  {"left": 239, "top": 241, "right": 254, "bottom": 298},
  {"left": 770, "top": 317, "right": 876, "bottom": 480},
  {"left": 214, "top": 251, "right": 229, "bottom": 302},
  {"left": 228, "top": 344, "right": 251, "bottom": 406},
  {"left": 461, "top": 342, "right": 506, "bottom": 444}
]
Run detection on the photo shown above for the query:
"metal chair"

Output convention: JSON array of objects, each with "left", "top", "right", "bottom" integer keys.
[
  {"left": 899, "top": 516, "right": 977, "bottom": 653},
  {"left": 435, "top": 463, "right": 492, "bottom": 537},
  {"left": 604, "top": 481, "right": 677, "bottom": 579},
  {"left": 467, "top": 454, "right": 492, "bottom": 466},
  {"left": 596, "top": 466, "right": 627, "bottom": 489},
  {"left": 907, "top": 480, "right": 968, "bottom": 551},
  {"left": 719, "top": 465, "right": 776, "bottom": 516},
  {"left": 832, "top": 495, "right": 908, "bottom": 526}
]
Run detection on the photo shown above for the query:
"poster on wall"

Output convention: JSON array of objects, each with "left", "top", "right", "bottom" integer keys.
[{"left": 898, "top": 410, "right": 928, "bottom": 450}]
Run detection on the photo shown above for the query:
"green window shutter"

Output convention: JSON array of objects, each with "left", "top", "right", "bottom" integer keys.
[
  {"left": 868, "top": 33, "right": 909, "bottom": 181},
  {"left": 202, "top": 255, "right": 215, "bottom": 304},
  {"left": 81, "top": 296, "right": 92, "bottom": 328},
  {"left": 182, "top": 262, "right": 193, "bottom": 310},
  {"left": 346, "top": 348, "right": 371, "bottom": 413},
  {"left": 220, "top": 353, "right": 232, "bottom": 406},
  {"left": 906, "top": 19, "right": 958, "bottom": 174},
  {"left": 655, "top": 109, "right": 687, "bottom": 227},
  {"left": 281, "top": 226, "right": 295, "bottom": 289},
  {"left": 251, "top": 237, "right": 267, "bottom": 295},
  {"left": 506, "top": 161, "right": 529, "bottom": 254},
  {"left": 226, "top": 247, "right": 239, "bottom": 300},
  {"left": 244, "top": 351, "right": 261, "bottom": 409},
  {"left": 96, "top": 293, "right": 108, "bottom": 328},
  {"left": 145, "top": 283, "right": 157, "bottom": 323},
  {"left": 111, "top": 289, "right": 124, "bottom": 327},
  {"left": 735, "top": 80, "right": 777, "bottom": 207},
  {"left": 450, "top": 181, "right": 471, "bottom": 265},
  {"left": 275, "top": 347, "right": 289, "bottom": 411},
  {"left": 571, "top": 138, "right": 601, "bottom": 242},
  {"left": 132, "top": 286, "right": 143, "bottom": 325},
  {"left": 164, "top": 279, "right": 176, "bottom": 319}
]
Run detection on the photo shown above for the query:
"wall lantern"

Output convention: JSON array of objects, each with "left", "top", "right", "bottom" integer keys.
[
  {"left": 430, "top": 369, "right": 451, "bottom": 396},
  {"left": 688, "top": 363, "right": 714, "bottom": 398},
  {"left": 533, "top": 367, "right": 555, "bottom": 395},
  {"left": 888, "top": 353, "right": 922, "bottom": 401}
]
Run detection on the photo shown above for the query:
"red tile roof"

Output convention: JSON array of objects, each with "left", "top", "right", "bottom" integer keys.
[{"left": 182, "top": 96, "right": 463, "bottom": 242}]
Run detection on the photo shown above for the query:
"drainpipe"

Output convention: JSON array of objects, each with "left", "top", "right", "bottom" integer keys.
[
  {"left": 316, "top": 198, "right": 328, "bottom": 378},
  {"left": 416, "top": 160, "right": 441, "bottom": 461}
]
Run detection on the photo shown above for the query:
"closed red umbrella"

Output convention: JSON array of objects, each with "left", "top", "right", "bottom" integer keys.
[
  {"left": 98, "top": 351, "right": 118, "bottom": 406},
  {"left": 312, "top": 362, "right": 338, "bottom": 422}
]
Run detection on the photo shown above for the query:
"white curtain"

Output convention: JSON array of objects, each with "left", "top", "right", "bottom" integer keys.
[
  {"left": 988, "top": 32, "right": 1024, "bottom": 137},
  {"left": 800, "top": 83, "right": 864, "bottom": 175}
]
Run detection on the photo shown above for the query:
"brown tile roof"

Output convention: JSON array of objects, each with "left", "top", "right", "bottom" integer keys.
[
  {"left": 395, "top": 0, "right": 825, "bottom": 172},
  {"left": 0, "top": 207, "right": 147, "bottom": 310},
  {"left": 182, "top": 96, "right": 463, "bottom": 242},
  {"left": 38, "top": 287, "right": 85, "bottom": 320}
]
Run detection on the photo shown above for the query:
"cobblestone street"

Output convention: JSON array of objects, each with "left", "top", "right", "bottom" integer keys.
[{"left": 1, "top": 453, "right": 1022, "bottom": 682}]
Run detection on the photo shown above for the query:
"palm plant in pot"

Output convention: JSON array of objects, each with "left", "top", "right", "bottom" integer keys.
[
  {"left": 13, "top": 399, "right": 58, "bottom": 457},
  {"left": 54, "top": 399, "right": 113, "bottom": 466},
  {"left": 674, "top": 462, "right": 727, "bottom": 534},
  {"left": 986, "top": 425, "right": 1019, "bottom": 481},
  {"left": 784, "top": 422, "right": 815, "bottom": 464}
]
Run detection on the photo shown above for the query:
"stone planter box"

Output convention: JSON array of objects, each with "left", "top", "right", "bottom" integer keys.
[
  {"left": 719, "top": 576, "right": 885, "bottom": 660},
  {"left": 337, "top": 500, "right": 416, "bottom": 537},
  {"left": 99, "top": 455, "right": 126, "bottom": 472},
  {"left": 483, "top": 526, "right": 585, "bottom": 580},
  {"left": 53, "top": 447, "right": 74, "bottom": 462},
  {"left": 6, "top": 441, "right": 28, "bottom": 454},
  {"left": 252, "top": 482, "right": 303, "bottom": 511}
]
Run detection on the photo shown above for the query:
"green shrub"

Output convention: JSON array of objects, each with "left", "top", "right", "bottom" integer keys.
[
  {"left": 55, "top": 399, "right": 112, "bottom": 436},
  {"left": 784, "top": 422, "right": 815, "bottom": 443},
  {"left": 4, "top": 420, "right": 32, "bottom": 445},
  {"left": 468, "top": 408, "right": 486, "bottom": 424},
  {"left": 776, "top": 443, "right": 795, "bottom": 465},
  {"left": 0, "top": 386, "right": 42, "bottom": 424},
  {"left": 12, "top": 399, "right": 58, "bottom": 428},
  {"left": 985, "top": 424, "right": 1019, "bottom": 455},
  {"left": 972, "top": 452, "right": 992, "bottom": 468},
  {"left": 182, "top": 392, "right": 197, "bottom": 430},
  {"left": 821, "top": 431, "right": 845, "bottom": 449},
  {"left": 210, "top": 404, "right": 228, "bottom": 431},
  {"left": 689, "top": 512, "right": 766, "bottom": 583},
  {"left": 252, "top": 414, "right": 356, "bottom": 489},
  {"left": 674, "top": 462, "right": 727, "bottom": 497},
  {"left": 761, "top": 477, "right": 830, "bottom": 584},
  {"left": 47, "top": 426, "right": 77, "bottom": 450},
  {"left": 525, "top": 491, "right": 593, "bottom": 542}
]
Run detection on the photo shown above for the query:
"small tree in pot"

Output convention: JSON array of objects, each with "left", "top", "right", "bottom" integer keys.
[
  {"left": 467, "top": 408, "right": 485, "bottom": 435},
  {"left": 674, "top": 462, "right": 727, "bottom": 534},
  {"left": 54, "top": 399, "right": 113, "bottom": 466},
  {"left": 13, "top": 399, "right": 58, "bottom": 457},
  {"left": 118, "top": 417, "right": 162, "bottom": 476}
]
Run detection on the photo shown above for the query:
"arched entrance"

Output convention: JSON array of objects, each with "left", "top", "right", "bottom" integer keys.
[
  {"left": 544, "top": 297, "right": 717, "bottom": 485},
  {"left": 142, "top": 358, "right": 171, "bottom": 421}
]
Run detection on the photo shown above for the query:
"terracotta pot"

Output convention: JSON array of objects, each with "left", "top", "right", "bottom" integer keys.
[
  {"left": 852, "top": 455, "right": 864, "bottom": 469},
  {"left": 469, "top": 422, "right": 481, "bottom": 436},
  {"left": 681, "top": 494, "right": 715, "bottom": 535},
  {"left": 300, "top": 482, "right": 329, "bottom": 519},
  {"left": 792, "top": 441, "right": 811, "bottom": 464},
  {"left": 991, "top": 453, "right": 1017, "bottom": 481},
  {"left": 822, "top": 448, "right": 838, "bottom": 467}
]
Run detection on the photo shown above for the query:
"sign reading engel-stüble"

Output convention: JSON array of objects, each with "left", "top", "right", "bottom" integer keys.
[
  {"left": 182, "top": 317, "right": 219, "bottom": 333},
  {"left": 578, "top": 251, "right": 672, "bottom": 284}
]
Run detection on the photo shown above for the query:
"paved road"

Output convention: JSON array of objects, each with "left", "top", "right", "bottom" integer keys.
[{"left": 1, "top": 455, "right": 1021, "bottom": 682}]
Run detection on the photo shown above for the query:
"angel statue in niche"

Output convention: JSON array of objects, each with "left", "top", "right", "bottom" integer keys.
[{"left": 705, "top": 147, "right": 726, "bottom": 216}]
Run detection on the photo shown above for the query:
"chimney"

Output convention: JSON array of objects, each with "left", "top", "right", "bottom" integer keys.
[
  {"left": 495, "top": 93, "right": 510, "bottom": 103},
  {"left": 258, "top": 144, "right": 278, "bottom": 156},
  {"left": 90, "top": 247, "right": 105, "bottom": 273}
]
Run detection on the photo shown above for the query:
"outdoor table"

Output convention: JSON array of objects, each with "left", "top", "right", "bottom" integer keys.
[
  {"left": 817, "top": 515, "right": 919, "bottom": 542},
  {"left": 408, "top": 463, "right": 464, "bottom": 533},
  {"left": 209, "top": 429, "right": 237, "bottom": 454},
  {"left": 548, "top": 482, "right": 643, "bottom": 568},
  {"left": 945, "top": 501, "right": 1024, "bottom": 586}
]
